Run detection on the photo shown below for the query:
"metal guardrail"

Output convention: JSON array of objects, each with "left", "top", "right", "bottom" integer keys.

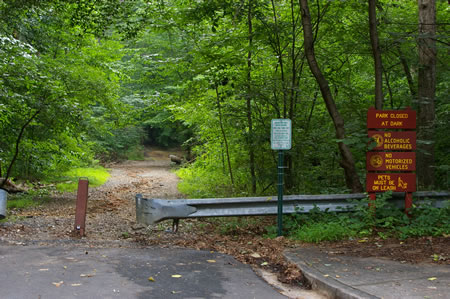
[{"left": 135, "top": 191, "right": 450, "bottom": 226}]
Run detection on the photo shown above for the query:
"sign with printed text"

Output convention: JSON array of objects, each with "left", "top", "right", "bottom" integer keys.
[
  {"left": 366, "top": 173, "right": 416, "bottom": 192},
  {"left": 368, "top": 131, "right": 416, "bottom": 151},
  {"left": 366, "top": 152, "right": 416, "bottom": 171},
  {"left": 271, "top": 119, "right": 292, "bottom": 150},
  {"left": 366, "top": 107, "right": 417, "bottom": 203},
  {"left": 367, "top": 108, "right": 416, "bottom": 129}
]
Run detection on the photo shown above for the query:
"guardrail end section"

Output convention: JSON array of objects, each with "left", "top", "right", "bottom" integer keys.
[{"left": 135, "top": 195, "right": 197, "bottom": 225}]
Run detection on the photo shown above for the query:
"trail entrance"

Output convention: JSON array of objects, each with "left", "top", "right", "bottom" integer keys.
[{"left": 0, "top": 147, "right": 184, "bottom": 243}]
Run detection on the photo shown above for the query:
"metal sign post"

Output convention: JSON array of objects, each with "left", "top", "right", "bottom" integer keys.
[
  {"left": 271, "top": 119, "right": 292, "bottom": 236},
  {"left": 277, "top": 150, "right": 284, "bottom": 236}
]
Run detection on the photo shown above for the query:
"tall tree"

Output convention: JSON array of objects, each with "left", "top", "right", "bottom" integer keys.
[
  {"left": 246, "top": 0, "right": 257, "bottom": 194},
  {"left": 417, "top": 0, "right": 436, "bottom": 188},
  {"left": 215, "top": 85, "right": 235, "bottom": 188},
  {"left": 299, "top": 0, "right": 363, "bottom": 193},
  {"left": 368, "top": 0, "right": 384, "bottom": 109}
]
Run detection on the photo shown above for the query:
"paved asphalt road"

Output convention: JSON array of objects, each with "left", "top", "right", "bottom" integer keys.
[{"left": 0, "top": 244, "right": 286, "bottom": 299}]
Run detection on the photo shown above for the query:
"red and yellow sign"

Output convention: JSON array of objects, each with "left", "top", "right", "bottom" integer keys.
[
  {"left": 366, "top": 173, "right": 416, "bottom": 192},
  {"left": 368, "top": 131, "right": 416, "bottom": 151},
  {"left": 367, "top": 108, "right": 416, "bottom": 129},
  {"left": 366, "top": 108, "right": 417, "bottom": 196},
  {"left": 366, "top": 152, "right": 416, "bottom": 171}
]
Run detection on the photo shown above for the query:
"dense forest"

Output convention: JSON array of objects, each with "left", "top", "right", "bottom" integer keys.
[{"left": 0, "top": 0, "right": 448, "bottom": 197}]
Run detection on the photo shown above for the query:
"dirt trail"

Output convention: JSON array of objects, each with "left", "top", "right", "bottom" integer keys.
[
  {"left": 0, "top": 147, "right": 313, "bottom": 297},
  {"left": 101, "top": 147, "right": 184, "bottom": 198},
  {"left": 0, "top": 147, "right": 185, "bottom": 244}
]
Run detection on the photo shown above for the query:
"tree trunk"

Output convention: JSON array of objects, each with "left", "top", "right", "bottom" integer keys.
[
  {"left": 247, "top": 0, "right": 257, "bottom": 194},
  {"left": 0, "top": 109, "right": 41, "bottom": 189},
  {"left": 417, "top": 0, "right": 436, "bottom": 188},
  {"left": 285, "top": 0, "right": 300, "bottom": 191},
  {"left": 397, "top": 47, "right": 417, "bottom": 99},
  {"left": 368, "top": 0, "right": 384, "bottom": 109},
  {"left": 270, "top": 0, "right": 288, "bottom": 118},
  {"left": 215, "top": 85, "right": 235, "bottom": 188},
  {"left": 383, "top": 67, "right": 394, "bottom": 109},
  {"left": 299, "top": 0, "right": 363, "bottom": 193}
]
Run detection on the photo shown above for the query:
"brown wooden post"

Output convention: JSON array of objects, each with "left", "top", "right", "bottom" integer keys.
[
  {"left": 405, "top": 192, "right": 413, "bottom": 213},
  {"left": 74, "top": 178, "right": 89, "bottom": 236}
]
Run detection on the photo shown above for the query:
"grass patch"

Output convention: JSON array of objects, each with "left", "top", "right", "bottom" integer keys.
[
  {"left": 55, "top": 167, "right": 110, "bottom": 192},
  {"left": 2, "top": 189, "right": 51, "bottom": 221},
  {"left": 292, "top": 221, "right": 356, "bottom": 243},
  {"left": 7, "top": 197, "right": 37, "bottom": 209}
]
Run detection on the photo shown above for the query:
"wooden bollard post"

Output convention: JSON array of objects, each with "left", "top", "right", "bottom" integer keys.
[
  {"left": 405, "top": 192, "right": 413, "bottom": 216},
  {"left": 74, "top": 178, "right": 89, "bottom": 236}
]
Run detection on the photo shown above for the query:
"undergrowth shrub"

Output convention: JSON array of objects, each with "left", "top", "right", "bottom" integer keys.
[
  {"left": 176, "top": 152, "right": 249, "bottom": 198},
  {"left": 265, "top": 191, "right": 450, "bottom": 242},
  {"left": 397, "top": 200, "right": 450, "bottom": 239},
  {"left": 293, "top": 221, "right": 356, "bottom": 243}
]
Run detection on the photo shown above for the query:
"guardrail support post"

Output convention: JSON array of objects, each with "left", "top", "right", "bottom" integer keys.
[{"left": 74, "top": 178, "right": 89, "bottom": 237}]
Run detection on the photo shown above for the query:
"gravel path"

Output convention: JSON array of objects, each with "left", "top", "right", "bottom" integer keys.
[{"left": 0, "top": 147, "right": 185, "bottom": 246}]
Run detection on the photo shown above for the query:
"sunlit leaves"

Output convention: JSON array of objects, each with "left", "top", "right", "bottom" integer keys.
[{"left": 0, "top": 2, "right": 126, "bottom": 180}]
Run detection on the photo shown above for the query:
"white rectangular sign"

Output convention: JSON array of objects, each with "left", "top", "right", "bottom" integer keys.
[{"left": 271, "top": 119, "right": 292, "bottom": 150}]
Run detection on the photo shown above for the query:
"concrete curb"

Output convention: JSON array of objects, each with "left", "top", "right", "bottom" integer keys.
[{"left": 284, "top": 251, "right": 379, "bottom": 299}]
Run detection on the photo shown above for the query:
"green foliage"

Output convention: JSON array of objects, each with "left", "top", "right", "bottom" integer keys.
[
  {"left": 177, "top": 145, "right": 253, "bottom": 198},
  {"left": 7, "top": 197, "right": 37, "bottom": 210},
  {"left": 10, "top": 133, "right": 96, "bottom": 180},
  {"left": 121, "top": 232, "right": 131, "bottom": 239},
  {"left": 6, "top": 189, "right": 50, "bottom": 210},
  {"left": 177, "top": 160, "right": 235, "bottom": 198},
  {"left": 272, "top": 193, "right": 450, "bottom": 243},
  {"left": 293, "top": 222, "right": 356, "bottom": 243},
  {"left": 397, "top": 201, "right": 450, "bottom": 239},
  {"left": 0, "top": 2, "right": 128, "bottom": 182},
  {"left": 124, "top": 145, "right": 145, "bottom": 161},
  {"left": 143, "top": 0, "right": 449, "bottom": 196},
  {"left": 92, "top": 126, "right": 146, "bottom": 162},
  {"left": 0, "top": 0, "right": 448, "bottom": 194},
  {"left": 55, "top": 167, "right": 110, "bottom": 192},
  {"left": 351, "top": 191, "right": 409, "bottom": 230},
  {"left": 143, "top": 110, "right": 193, "bottom": 148}
]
